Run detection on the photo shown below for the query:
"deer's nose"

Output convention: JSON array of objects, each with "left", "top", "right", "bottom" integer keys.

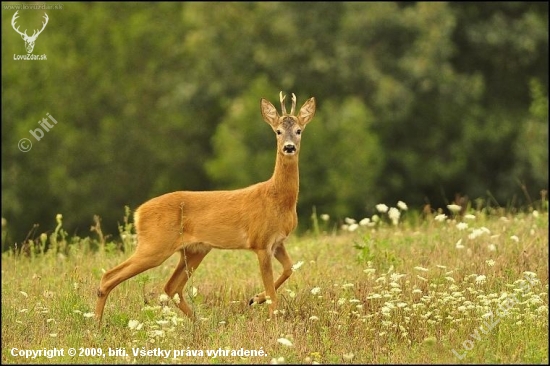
[{"left": 283, "top": 143, "right": 296, "bottom": 154}]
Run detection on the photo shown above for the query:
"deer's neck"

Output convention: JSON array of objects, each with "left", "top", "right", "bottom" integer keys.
[{"left": 268, "top": 153, "right": 299, "bottom": 209}]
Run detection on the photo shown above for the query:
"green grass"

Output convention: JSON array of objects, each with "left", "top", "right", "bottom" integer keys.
[{"left": 1, "top": 207, "right": 548, "bottom": 364}]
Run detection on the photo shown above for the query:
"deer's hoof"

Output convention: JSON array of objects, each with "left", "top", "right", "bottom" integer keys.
[{"left": 248, "top": 294, "right": 265, "bottom": 306}]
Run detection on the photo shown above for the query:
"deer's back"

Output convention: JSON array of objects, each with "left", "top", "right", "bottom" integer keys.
[{"left": 134, "top": 185, "right": 297, "bottom": 251}]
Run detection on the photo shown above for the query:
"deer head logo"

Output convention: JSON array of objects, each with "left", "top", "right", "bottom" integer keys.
[{"left": 11, "top": 11, "right": 49, "bottom": 54}]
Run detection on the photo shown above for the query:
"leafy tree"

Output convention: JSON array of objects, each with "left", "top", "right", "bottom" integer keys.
[{"left": 1, "top": 2, "right": 547, "bottom": 247}]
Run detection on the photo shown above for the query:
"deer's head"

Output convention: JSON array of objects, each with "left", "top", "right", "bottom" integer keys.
[
  {"left": 11, "top": 11, "right": 49, "bottom": 54},
  {"left": 261, "top": 92, "right": 316, "bottom": 157}
]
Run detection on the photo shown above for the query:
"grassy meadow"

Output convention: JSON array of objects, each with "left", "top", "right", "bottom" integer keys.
[{"left": 1, "top": 203, "right": 548, "bottom": 364}]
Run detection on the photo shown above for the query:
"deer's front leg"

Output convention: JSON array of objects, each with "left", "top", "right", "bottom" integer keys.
[
  {"left": 249, "top": 245, "right": 293, "bottom": 314},
  {"left": 250, "top": 249, "right": 277, "bottom": 316}
]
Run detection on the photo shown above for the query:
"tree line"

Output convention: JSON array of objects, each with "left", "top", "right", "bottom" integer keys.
[{"left": 1, "top": 2, "right": 548, "bottom": 249}]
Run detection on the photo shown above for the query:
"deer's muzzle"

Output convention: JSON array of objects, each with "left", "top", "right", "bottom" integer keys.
[{"left": 283, "top": 143, "right": 297, "bottom": 154}]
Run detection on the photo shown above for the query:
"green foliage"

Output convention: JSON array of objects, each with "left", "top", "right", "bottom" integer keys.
[
  {"left": 354, "top": 234, "right": 401, "bottom": 271},
  {"left": 300, "top": 97, "right": 383, "bottom": 219},
  {"left": 206, "top": 76, "right": 279, "bottom": 188},
  {"left": 1, "top": 2, "right": 548, "bottom": 243},
  {"left": 513, "top": 79, "right": 549, "bottom": 195}
]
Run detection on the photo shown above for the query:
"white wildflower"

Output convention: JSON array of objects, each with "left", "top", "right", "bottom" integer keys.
[
  {"left": 277, "top": 338, "right": 293, "bottom": 347},
  {"left": 359, "top": 218, "right": 370, "bottom": 226},
  {"left": 475, "top": 275, "right": 487, "bottom": 285},
  {"left": 388, "top": 207, "right": 400, "bottom": 225},
  {"left": 147, "top": 330, "right": 165, "bottom": 338},
  {"left": 434, "top": 213, "right": 447, "bottom": 222},
  {"left": 311, "top": 287, "right": 321, "bottom": 295},
  {"left": 397, "top": 201, "right": 408, "bottom": 210},
  {"left": 487, "top": 244, "right": 496, "bottom": 251},
  {"left": 456, "top": 222, "right": 468, "bottom": 231},
  {"left": 486, "top": 259, "right": 495, "bottom": 267},
  {"left": 464, "top": 214, "right": 476, "bottom": 220},
  {"left": 343, "top": 353, "right": 355, "bottom": 361},
  {"left": 390, "top": 273, "right": 405, "bottom": 281},
  {"left": 348, "top": 223, "right": 359, "bottom": 232},
  {"left": 320, "top": 214, "right": 330, "bottom": 221},
  {"left": 128, "top": 320, "right": 141, "bottom": 330},
  {"left": 292, "top": 261, "right": 304, "bottom": 271},
  {"left": 376, "top": 204, "right": 389, "bottom": 213},
  {"left": 345, "top": 217, "right": 356, "bottom": 225},
  {"left": 159, "top": 294, "right": 169, "bottom": 303},
  {"left": 447, "top": 204, "right": 462, "bottom": 213},
  {"left": 510, "top": 235, "right": 519, "bottom": 243},
  {"left": 469, "top": 228, "right": 485, "bottom": 239}
]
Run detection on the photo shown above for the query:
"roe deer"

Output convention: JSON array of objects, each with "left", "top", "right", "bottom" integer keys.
[{"left": 95, "top": 92, "right": 316, "bottom": 323}]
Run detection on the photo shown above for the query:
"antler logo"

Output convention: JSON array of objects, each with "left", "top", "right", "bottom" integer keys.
[{"left": 11, "top": 11, "right": 49, "bottom": 54}]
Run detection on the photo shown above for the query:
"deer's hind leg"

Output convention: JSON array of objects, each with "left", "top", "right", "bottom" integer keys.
[
  {"left": 164, "top": 247, "right": 211, "bottom": 318},
  {"left": 95, "top": 236, "right": 177, "bottom": 323}
]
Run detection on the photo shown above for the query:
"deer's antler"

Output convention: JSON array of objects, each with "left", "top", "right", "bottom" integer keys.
[
  {"left": 279, "top": 91, "right": 287, "bottom": 115},
  {"left": 290, "top": 93, "right": 297, "bottom": 115}
]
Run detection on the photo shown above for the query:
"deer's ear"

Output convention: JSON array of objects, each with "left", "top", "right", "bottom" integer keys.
[
  {"left": 298, "top": 97, "right": 316, "bottom": 126},
  {"left": 261, "top": 98, "right": 279, "bottom": 127}
]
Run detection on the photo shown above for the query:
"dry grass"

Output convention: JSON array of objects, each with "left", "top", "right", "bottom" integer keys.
[{"left": 1, "top": 207, "right": 548, "bottom": 364}]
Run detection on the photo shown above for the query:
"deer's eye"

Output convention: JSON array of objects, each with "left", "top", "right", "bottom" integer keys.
[
  {"left": 296, "top": 129, "right": 302, "bottom": 135},
  {"left": 276, "top": 130, "right": 282, "bottom": 135}
]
